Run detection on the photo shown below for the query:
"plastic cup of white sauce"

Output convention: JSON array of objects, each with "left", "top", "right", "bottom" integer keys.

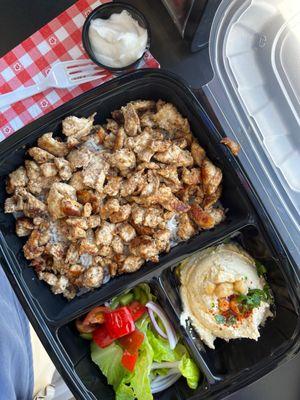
[{"left": 82, "top": 2, "right": 151, "bottom": 72}]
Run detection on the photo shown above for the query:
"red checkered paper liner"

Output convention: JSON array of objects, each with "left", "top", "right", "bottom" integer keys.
[{"left": 0, "top": 0, "right": 159, "bottom": 141}]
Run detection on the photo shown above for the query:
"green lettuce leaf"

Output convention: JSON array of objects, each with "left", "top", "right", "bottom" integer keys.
[
  {"left": 146, "top": 328, "right": 178, "bottom": 363},
  {"left": 145, "top": 320, "right": 200, "bottom": 389},
  {"left": 90, "top": 307, "right": 200, "bottom": 399},
  {"left": 126, "top": 330, "right": 153, "bottom": 400},
  {"left": 115, "top": 381, "right": 135, "bottom": 400},
  {"left": 178, "top": 353, "right": 200, "bottom": 390},
  {"left": 90, "top": 341, "right": 127, "bottom": 390},
  {"left": 91, "top": 318, "right": 154, "bottom": 400}
]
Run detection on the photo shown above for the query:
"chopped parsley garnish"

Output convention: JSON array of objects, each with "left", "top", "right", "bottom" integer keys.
[
  {"left": 236, "top": 284, "right": 273, "bottom": 312},
  {"left": 211, "top": 302, "right": 215, "bottom": 308},
  {"left": 214, "top": 314, "right": 226, "bottom": 324},
  {"left": 255, "top": 260, "right": 267, "bottom": 277}
]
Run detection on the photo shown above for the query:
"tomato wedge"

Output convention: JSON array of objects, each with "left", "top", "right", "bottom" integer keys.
[
  {"left": 121, "top": 350, "right": 138, "bottom": 372},
  {"left": 75, "top": 318, "right": 96, "bottom": 334},
  {"left": 127, "top": 301, "right": 147, "bottom": 321},
  {"left": 83, "top": 306, "right": 108, "bottom": 325},
  {"left": 93, "top": 325, "right": 114, "bottom": 348},
  {"left": 104, "top": 307, "right": 135, "bottom": 339},
  {"left": 118, "top": 330, "right": 144, "bottom": 354}
]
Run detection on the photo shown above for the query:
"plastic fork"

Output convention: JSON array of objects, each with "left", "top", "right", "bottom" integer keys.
[{"left": 0, "top": 59, "right": 106, "bottom": 109}]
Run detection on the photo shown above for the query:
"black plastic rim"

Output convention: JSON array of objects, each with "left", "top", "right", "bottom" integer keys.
[
  {"left": 82, "top": 1, "right": 151, "bottom": 72},
  {"left": 0, "top": 69, "right": 299, "bottom": 400}
]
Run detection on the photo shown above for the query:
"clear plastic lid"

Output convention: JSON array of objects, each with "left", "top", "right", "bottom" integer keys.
[
  {"left": 204, "top": 0, "right": 300, "bottom": 265},
  {"left": 161, "top": 0, "right": 194, "bottom": 36}
]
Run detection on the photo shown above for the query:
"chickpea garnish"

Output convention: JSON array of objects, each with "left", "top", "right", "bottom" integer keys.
[
  {"left": 214, "top": 282, "right": 233, "bottom": 298},
  {"left": 233, "top": 279, "right": 248, "bottom": 295},
  {"left": 204, "top": 281, "right": 216, "bottom": 295}
]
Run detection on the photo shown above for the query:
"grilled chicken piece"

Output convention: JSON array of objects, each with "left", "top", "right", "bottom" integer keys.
[
  {"left": 154, "top": 144, "right": 193, "bottom": 167},
  {"left": 189, "top": 204, "right": 224, "bottom": 230},
  {"left": 54, "top": 158, "right": 72, "bottom": 181},
  {"left": 23, "top": 230, "right": 45, "bottom": 260},
  {"left": 129, "top": 236, "right": 159, "bottom": 262},
  {"left": 119, "top": 256, "right": 144, "bottom": 274},
  {"left": 131, "top": 185, "right": 190, "bottom": 213},
  {"left": 220, "top": 137, "right": 240, "bottom": 156},
  {"left": 110, "top": 148, "right": 136, "bottom": 174},
  {"left": 191, "top": 141, "right": 206, "bottom": 166},
  {"left": 18, "top": 188, "right": 47, "bottom": 218},
  {"left": 82, "top": 266, "right": 103, "bottom": 289},
  {"left": 201, "top": 159, "right": 222, "bottom": 196},
  {"left": 62, "top": 113, "right": 95, "bottom": 142},
  {"left": 181, "top": 167, "right": 201, "bottom": 186},
  {"left": 83, "top": 154, "right": 109, "bottom": 192},
  {"left": 15, "top": 217, "right": 34, "bottom": 237},
  {"left": 6, "top": 166, "right": 28, "bottom": 194},
  {"left": 67, "top": 147, "right": 93, "bottom": 170},
  {"left": 28, "top": 147, "right": 55, "bottom": 164},
  {"left": 153, "top": 102, "right": 190, "bottom": 135},
  {"left": 177, "top": 213, "right": 197, "bottom": 240},
  {"left": 47, "top": 182, "right": 77, "bottom": 220},
  {"left": 40, "top": 162, "right": 57, "bottom": 178},
  {"left": 122, "top": 103, "right": 141, "bottom": 136},
  {"left": 117, "top": 223, "right": 136, "bottom": 243},
  {"left": 38, "top": 132, "right": 68, "bottom": 157},
  {"left": 95, "top": 222, "right": 115, "bottom": 246}
]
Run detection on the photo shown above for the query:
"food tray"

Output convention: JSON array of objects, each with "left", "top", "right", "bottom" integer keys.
[{"left": 0, "top": 70, "right": 299, "bottom": 399}]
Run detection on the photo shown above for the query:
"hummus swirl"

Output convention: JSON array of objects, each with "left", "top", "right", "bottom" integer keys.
[{"left": 180, "top": 243, "right": 272, "bottom": 349}]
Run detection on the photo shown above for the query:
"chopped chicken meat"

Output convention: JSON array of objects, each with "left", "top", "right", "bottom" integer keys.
[
  {"left": 177, "top": 213, "right": 197, "bottom": 240},
  {"left": 5, "top": 100, "right": 224, "bottom": 298},
  {"left": 38, "top": 132, "right": 68, "bottom": 157},
  {"left": 47, "top": 182, "right": 77, "bottom": 220},
  {"left": 6, "top": 166, "right": 28, "bottom": 194},
  {"left": 154, "top": 144, "right": 193, "bottom": 167},
  {"left": 220, "top": 137, "right": 240, "bottom": 156},
  {"left": 201, "top": 159, "right": 222, "bottom": 196},
  {"left": 28, "top": 147, "right": 55, "bottom": 164},
  {"left": 119, "top": 256, "right": 144, "bottom": 274},
  {"left": 16, "top": 217, "right": 34, "bottom": 237},
  {"left": 122, "top": 103, "right": 141, "bottom": 136},
  {"left": 40, "top": 162, "right": 57, "bottom": 178},
  {"left": 62, "top": 113, "right": 95, "bottom": 142},
  {"left": 191, "top": 141, "right": 206, "bottom": 166}
]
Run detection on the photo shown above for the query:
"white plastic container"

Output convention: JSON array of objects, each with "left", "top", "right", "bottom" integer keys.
[{"left": 204, "top": 0, "right": 300, "bottom": 266}]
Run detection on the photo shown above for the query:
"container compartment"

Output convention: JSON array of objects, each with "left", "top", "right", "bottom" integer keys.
[
  {"left": 56, "top": 279, "right": 207, "bottom": 400},
  {"left": 0, "top": 70, "right": 253, "bottom": 324},
  {"left": 159, "top": 224, "right": 300, "bottom": 386},
  {"left": 0, "top": 70, "right": 298, "bottom": 400}
]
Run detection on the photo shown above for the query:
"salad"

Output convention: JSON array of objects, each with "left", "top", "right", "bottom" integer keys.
[{"left": 76, "top": 284, "right": 200, "bottom": 399}]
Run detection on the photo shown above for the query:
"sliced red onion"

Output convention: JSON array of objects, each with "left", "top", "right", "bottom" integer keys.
[
  {"left": 148, "top": 308, "right": 168, "bottom": 339},
  {"left": 151, "top": 361, "right": 180, "bottom": 370},
  {"left": 151, "top": 369, "right": 181, "bottom": 394},
  {"left": 146, "top": 301, "right": 178, "bottom": 350}
]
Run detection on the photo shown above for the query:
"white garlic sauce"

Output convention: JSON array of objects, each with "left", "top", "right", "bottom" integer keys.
[{"left": 88, "top": 10, "right": 148, "bottom": 68}]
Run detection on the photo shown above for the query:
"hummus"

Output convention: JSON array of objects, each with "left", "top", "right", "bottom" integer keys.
[{"left": 180, "top": 243, "right": 272, "bottom": 349}]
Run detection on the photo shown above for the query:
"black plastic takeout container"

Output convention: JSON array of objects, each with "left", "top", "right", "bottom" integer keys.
[
  {"left": 82, "top": 2, "right": 151, "bottom": 72},
  {"left": 0, "top": 70, "right": 299, "bottom": 400}
]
